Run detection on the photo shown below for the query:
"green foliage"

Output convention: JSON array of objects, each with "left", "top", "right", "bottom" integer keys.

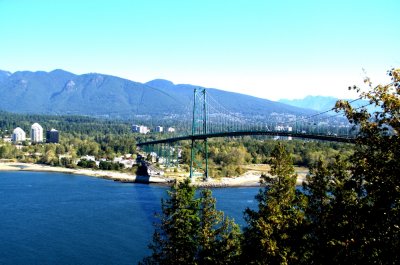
[
  {"left": 243, "top": 143, "right": 305, "bottom": 265},
  {"left": 142, "top": 179, "right": 241, "bottom": 265},
  {"left": 0, "top": 143, "right": 20, "bottom": 159},
  {"left": 180, "top": 138, "right": 353, "bottom": 178},
  {"left": 198, "top": 189, "right": 242, "bottom": 265},
  {"left": 332, "top": 68, "right": 400, "bottom": 263},
  {"left": 98, "top": 160, "right": 124, "bottom": 170},
  {"left": 298, "top": 69, "right": 400, "bottom": 264},
  {"left": 0, "top": 111, "right": 132, "bottom": 136},
  {"left": 77, "top": 159, "right": 97, "bottom": 169},
  {"left": 142, "top": 179, "right": 200, "bottom": 264},
  {"left": 309, "top": 156, "right": 359, "bottom": 263}
]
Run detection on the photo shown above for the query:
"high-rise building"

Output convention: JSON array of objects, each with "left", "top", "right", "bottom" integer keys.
[
  {"left": 31, "top": 123, "right": 43, "bottom": 143},
  {"left": 132, "top": 125, "right": 149, "bottom": 134},
  {"left": 46, "top": 128, "right": 59, "bottom": 143},
  {"left": 12, "top": 127, "right": 26, "bottom": 143}
]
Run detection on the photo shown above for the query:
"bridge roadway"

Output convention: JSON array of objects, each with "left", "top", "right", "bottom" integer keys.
[{"left": 136, "top": 130, "right": 355, "bottom": 146}]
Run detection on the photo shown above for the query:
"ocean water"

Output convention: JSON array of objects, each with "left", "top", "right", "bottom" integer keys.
[{"left": 0, "top": 171, "right": 259, "bottom": 264}]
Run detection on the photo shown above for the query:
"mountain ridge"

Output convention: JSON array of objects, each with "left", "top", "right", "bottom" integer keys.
[
  {"left": 279, "top": 95, "right": 340, "bottom": 111},
  {"left": 279, "top": 95, "right": 375, "bottom": 113},
  {"left": 0, "top": 69, "right": 315, "bottom": 120}
]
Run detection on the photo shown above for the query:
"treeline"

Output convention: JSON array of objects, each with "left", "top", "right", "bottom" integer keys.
[
  {"left": 0, "top": 133, "right": 137, "bottom": 167},
  {"left": 142, "top": 69, "right": 400, "bottom": 264},
  {"left": 0, "top": 111, "right": 132, "bottom": 136},
  {"left": 180, "top": 138, "right": 353, "bottom": 178},
  {"left": 0, "top": 111, "right": 186, "bottom": 139}
]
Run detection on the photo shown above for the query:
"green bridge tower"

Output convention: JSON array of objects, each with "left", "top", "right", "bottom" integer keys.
[{"left": 190, "top": 88, "right": 209, "bottom": 180}]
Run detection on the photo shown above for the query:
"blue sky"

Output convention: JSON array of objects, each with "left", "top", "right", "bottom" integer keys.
[{"left": 0, "top": 0, "right": 398, "bottom": 100}]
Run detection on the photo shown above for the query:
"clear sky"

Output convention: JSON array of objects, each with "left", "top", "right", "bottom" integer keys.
[{"left": 0, "top": 0, "right": 398, "bottom": 100}]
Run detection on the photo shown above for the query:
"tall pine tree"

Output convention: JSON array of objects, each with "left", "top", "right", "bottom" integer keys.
[
  {"left": 141, "top": 179, "right": 200, "bottom": 265},
  {"left": 243, "top": 143, "right": 305, "bottom": 265},
  {"left": 197, "top": 189, "right": 242, "bottom": 265},
  {"left": 141, "top": 179, "right": 242, "bottom": 264},
  {"left": 302, "top": 159, "right": 333, "bottom": 264}
]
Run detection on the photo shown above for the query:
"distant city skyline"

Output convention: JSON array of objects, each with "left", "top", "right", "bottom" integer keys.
[{"left": 0, "top": 0, "right": 398, "bottom": 100}]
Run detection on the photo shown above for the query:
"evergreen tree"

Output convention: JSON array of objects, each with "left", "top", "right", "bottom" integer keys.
[
  {"left": 334, "top": 68, "right": 400, "bottom": 263},
  {"left": 142, "top": 180, "right": 242, "bottom": 265},
  {"left": 243, "top": 143, "right": 305, "bottom": 265},
  {"left": 302, "top": 159, "right": 333, "bottom": 264},
  {"left": 198, "top": 189, "right": 242, "bottom": 265},
  {"left": 326, "top": 156, "right": 360, "bottom": 263},
  {"left": 141, "top": 179, "right": 200, "bottom": 265}
]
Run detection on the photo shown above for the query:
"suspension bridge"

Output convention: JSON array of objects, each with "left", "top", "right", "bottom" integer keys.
[{"left": 137, "top": 88, "right": 360, "bottom": 179}]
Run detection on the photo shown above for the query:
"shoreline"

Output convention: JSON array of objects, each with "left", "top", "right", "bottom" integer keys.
[
  {"left": 0, "top": 162, "right": 307, "bottom": 188},
  {"left": 0, "top": 162, "right": 169, "bottom": 184}
]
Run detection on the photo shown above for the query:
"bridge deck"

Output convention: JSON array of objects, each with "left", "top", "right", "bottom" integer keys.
[{"left": 137, "top": 131, "right": 355, "bottom": 146}]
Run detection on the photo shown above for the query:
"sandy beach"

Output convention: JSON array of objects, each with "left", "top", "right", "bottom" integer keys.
[
  {"left": 193, "top": 170, "right": 307, "bottom": 188},
  {"left": 0, "top": 162, "right": 308, "bottom": 187},
  {"left": 0, "top": 162, "right": 169, "bottom": 184}
]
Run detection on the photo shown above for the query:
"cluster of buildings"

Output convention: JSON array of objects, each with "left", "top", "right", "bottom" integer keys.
[
  {"left": 132, "top": 125, "right": 150, "bottom": 134},
  {"left": 273, "top": 125, "right": 293, "bottom": 141},
  {"left": 78, "top": 154, "right": 139, "bottom": 169},
  {"left": 132, "top": 125, "right": 175, "bottom": 134},
  {"left": 274, "top": 125, "right": 293, "bottom": 132},
  {"left": 9, "top": 123, "right": 59, "bottom": 144}
]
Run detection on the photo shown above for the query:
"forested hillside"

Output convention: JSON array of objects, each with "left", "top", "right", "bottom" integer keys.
[{"left": 0, "top": 70, "right": 314, "bottom": 120}]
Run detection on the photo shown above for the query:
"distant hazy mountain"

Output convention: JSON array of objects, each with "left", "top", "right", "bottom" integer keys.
[
  {"left": 0, "top": 70, "right": 184, "bottom": 117},
  {"left": 0, "top": 70, "right": 11, "bottom": 83},
  {"left": 279, "top": 96, "right": 340, "bottom": 112},
  {"left": 145, "top": 79, "right": 313, "bottom": 116},
  {"left": 279, "top": 95, "right": 376, "bottom": 113},
  {"left": 0, "top": 69, "right": 314, "bottom": 120}
]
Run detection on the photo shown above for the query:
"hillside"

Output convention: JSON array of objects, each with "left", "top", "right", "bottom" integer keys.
[
  {"left": 0, "top": 70, "right": 314, "bottom": 120},
  {"left": 0, "top": 70, "right": 187, "bottom": 117}
]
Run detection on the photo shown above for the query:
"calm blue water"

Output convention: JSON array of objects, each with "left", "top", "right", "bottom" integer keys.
[{"left": 0, "top": 171, "right": 259, "bottom": 264}]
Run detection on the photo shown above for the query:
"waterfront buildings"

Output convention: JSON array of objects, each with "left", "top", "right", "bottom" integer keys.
[
  {"left": 132, "top": 125, "right": 174, "bottom": 134},
  {"left": 31, "top": 123, "right": 44, "bottom": 143},
  {"left": 12, "top": 127, "right": 26, "bottom": 143}
]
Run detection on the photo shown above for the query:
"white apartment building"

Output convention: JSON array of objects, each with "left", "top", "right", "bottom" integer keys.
[
  {"left": 132, "top": 125, "right": 150, "bottom": 134},
  {"left": 155, "top": 126, "right": 163, "bottom": 133},
  {"left": 12, "top": 127, "right": 26, "bottom": 143},
  {"left": 31, "top": 123, "right": 44, "bottom": 143}
]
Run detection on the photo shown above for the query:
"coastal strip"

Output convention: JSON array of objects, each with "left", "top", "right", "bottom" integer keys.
[
  {"left": 0, "top": 162, "right": 169, "bottom": 184},
  {"left": 0, "top": 162, "right": 307, "bottom": 187}
]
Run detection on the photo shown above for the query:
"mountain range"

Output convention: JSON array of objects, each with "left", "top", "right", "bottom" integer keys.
[
  {"left": 279, "top": 95, "right": 375, "bottom": 113},
  {"left": 0, "top": 69, "right": 315, "bottom": 120},
  {"left": 278, "top": 96, "right": 341, "bottom": 112}
]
